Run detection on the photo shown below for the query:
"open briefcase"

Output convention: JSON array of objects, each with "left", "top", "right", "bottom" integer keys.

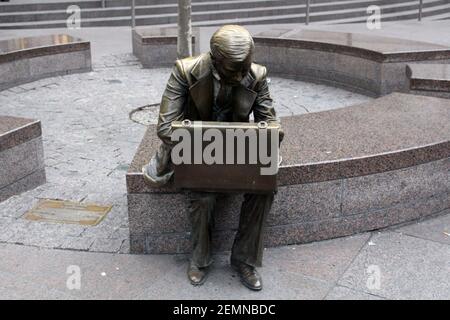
[{"left": 171, "top": 120, "right": 281, "bottom": 193}]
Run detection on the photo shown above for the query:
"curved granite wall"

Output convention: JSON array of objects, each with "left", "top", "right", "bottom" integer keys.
[
  {"left": 126, "top": 92, "right": 450, "bottom": 254},
  {"left": 252, "top": 30, "right": 450, "bottom": 97},
  {"left": 128, "top": 158, "right": 448, "bottom": 254},
  {"left": 0, "top": 34, "right": 92, "bottom": 91},
  {"left": 0, "top": 116, "right": 46, "bottom": 202},
  {"left": 134, "top": 27, "right": 450, "bottom": 96},
  {"left": 132, "top": 27, "right": 197, "bottom": 68},
  {"left": 406, "top": 63, "right": 450, "bottom": 99}
]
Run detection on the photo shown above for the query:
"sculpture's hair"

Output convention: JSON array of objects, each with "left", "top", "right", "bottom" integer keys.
[{"left": 210, "top": 25, "right": 254, "bottom": 63}]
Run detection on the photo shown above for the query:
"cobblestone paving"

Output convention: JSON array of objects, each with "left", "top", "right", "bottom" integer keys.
[{"left": 0, "top": 53, "right": 372, "bottom": 253}]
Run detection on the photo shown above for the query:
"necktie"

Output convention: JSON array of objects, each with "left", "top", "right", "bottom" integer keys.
[{"left": 213, "top": 81, "right": 231, "bottom": 121}]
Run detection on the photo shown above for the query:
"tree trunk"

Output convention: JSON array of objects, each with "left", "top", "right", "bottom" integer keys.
[{"left": 177, "top": 0, "right": 192, "bottom": 59}]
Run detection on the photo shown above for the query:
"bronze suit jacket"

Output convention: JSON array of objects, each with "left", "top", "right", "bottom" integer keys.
[{"left": 143, "top": 52, "right": 279, "bottom": 186}]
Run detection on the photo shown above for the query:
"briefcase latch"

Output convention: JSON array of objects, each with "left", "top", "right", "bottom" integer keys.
[
  {"left": 257, "top": 121, "right": 268, "bottom": 129},
  {"left": 181, "top": 119, "right": 192, "bottom": 127}
]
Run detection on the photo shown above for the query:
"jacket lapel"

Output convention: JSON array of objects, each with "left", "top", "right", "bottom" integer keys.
[
  {"left": 232, "top": 71, "right": 257, "bottom": 121},
  {"left": 189, "top": 54, "right": 213, "bottom": 120},
  {"left": 231, "top": 85, "right": 257, "bottom": 121}
]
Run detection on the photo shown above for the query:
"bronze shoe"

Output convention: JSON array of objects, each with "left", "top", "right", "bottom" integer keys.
[
  {"left": 187, "top": 262, "right": 209, "bottom": 286},
  {"left": 231, "top": 261, "right": 263, "bottom": 291}
]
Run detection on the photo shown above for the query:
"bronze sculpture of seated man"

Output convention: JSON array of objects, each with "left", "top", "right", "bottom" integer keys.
[{"left": 142, "top": 25, "right": 280, "bottom": 291}]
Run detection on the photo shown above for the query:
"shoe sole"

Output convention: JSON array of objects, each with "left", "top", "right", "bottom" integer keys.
[{"left": 240, "top": 278, "right": 262, "bottom": 291}]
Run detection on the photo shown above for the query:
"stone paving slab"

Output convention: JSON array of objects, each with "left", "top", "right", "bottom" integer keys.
[
  {"left": 394, "top": 209, "right": 450, "bottom": 245},
  {"left": 324, "top": 285, "right": 385, "bottom": 300},
  {"left": 0, "top": 212, "right": 448, "bottom": 299},
  {"left": 263, "top": 233, "right": 371, "bottom": 283},
  {"left": 337, "top": 230, "right": 450, "bottom": 300},
  {"left": 0, "top": 269, "right": 77, "bottom": 300},
  {"left": 0, "top": 242, "right": 175, "bottom": 300}
]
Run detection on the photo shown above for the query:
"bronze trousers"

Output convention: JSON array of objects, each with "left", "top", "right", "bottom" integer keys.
[{"left": 187, "top": 191, "right": 274, "bottom": 268}]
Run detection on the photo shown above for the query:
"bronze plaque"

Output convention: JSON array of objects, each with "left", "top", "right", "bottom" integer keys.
[
  {"left": 171, "top": 120, "right": 280, "bottom": 193},
  {"left": 24, "top": 199, "right": 112, "bottom": 226}
]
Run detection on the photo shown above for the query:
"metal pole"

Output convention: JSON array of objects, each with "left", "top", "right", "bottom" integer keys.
[
  {"left": 305, "top": 0, "right": 310, "bottom": 25},
  {"left": 418, "top": 0, "right": 423, "bottom": 21},
  {"left": 177, "top": 0, "right": 192, "bottom": 58},
  {"left": 131, "top": 0, "right": 136, "bottom": 29}
]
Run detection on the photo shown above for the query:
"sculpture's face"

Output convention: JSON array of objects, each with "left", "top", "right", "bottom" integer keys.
[{"left": 213, "top": 55, "right": 252, "bottom": 86}]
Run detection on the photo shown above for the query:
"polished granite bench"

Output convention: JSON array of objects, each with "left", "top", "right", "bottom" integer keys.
[
  {"left": 126, "top": 93, "right": 450, "bottom": 254},
  {"left": 0, "top": 34, "right": 91, "bottom": 91},
  {"left": 0, "top": 116, "right": 46, "bottom": 202},
  {"left": 252, "top": 28, "right": 450, "bottom": 97},
  {"left": 407, "top": 63, "right": 450, "bottom": 99},
  {"left": 132, "top": 27, "right": 197, "bottom": 68}
]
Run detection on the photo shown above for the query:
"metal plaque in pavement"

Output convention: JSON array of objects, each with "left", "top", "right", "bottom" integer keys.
[{"left": 24, "top": 199, "right": 112, "bottom": 226}]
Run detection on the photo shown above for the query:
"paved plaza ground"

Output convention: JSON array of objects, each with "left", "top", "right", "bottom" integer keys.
[
  {"left": 0, "top": 214, "right": 449, "bottom": 299},
  {"left": 0, "top": 22, "right": 449, "bottom": 299}
]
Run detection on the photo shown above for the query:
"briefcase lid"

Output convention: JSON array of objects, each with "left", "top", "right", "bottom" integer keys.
[{"left": 171, "top": 120, "right": 281, "bottom": 193}]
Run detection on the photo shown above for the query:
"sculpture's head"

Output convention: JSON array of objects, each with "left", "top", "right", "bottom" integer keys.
[{"left": 210, "top": 25, "right": 254, "bottom": 85}]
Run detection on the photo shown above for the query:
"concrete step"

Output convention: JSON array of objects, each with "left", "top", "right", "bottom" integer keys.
[
  {"left": 0, "top": 0, "right": 102, "bottom": 13},
  {"left": 132, "top": 2, "right": 450, "bottom": 28},
  {"left": 310, "top": 0, "right": 449, "bottom": 23},
  {"left": 104, "top": 0, "right": 343, "bottom": 6},
  {"left": 0, "top": 0, "right": 420, "bottom": 23},
  {"left": 0, "top": 0, "right": 281, "bottom": 12},
  {"left": 103, "top": 0, "right": 427, "bottom": 7},
  {"left": 312, "top": 2, "right": 450, "bottom": 24},
  {"left": 422, "top": 10, "right": 450, "bottom": 20},
  {"left": 172, "top": 2, "right": 450, "bottom": 27},
  {"left": 0, "top": 0, "right": 448, "bottom": 29},
  {"left": 0, "top": 0, "right": 305, "bottom": 23}
]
